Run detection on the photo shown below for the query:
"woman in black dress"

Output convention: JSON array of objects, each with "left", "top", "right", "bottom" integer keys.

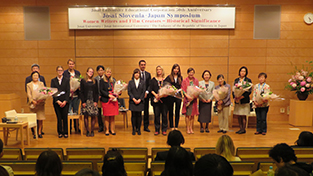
[
  {"left": 128, "top": 68, "right": 146, "bottom": 135},
  {"left": 80, "top": 67, "right": 99, "bottom": 137},
  {"left": 165, "top": 64, "right": 183, "bottom": 130},
  {"left": 150, "top": 65, "right": 168, "bottom": 136}
]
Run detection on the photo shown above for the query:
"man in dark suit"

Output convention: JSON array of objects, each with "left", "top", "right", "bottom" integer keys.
[
  {"left": 139, "top": 60, "right": 151, "bottom": 132},
  {"left": 155, "top": 130, "right": 195, "bottom": 161},
  {"left": 24, "top": 63, "right": 46, "bottom": 136}
]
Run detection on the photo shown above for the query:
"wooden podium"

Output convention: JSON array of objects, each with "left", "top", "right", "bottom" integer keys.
[
  {"left": 0, "top": 93, "right": 21, "bottom": 118},
  {"left": 289, "top": 99, "right": 313, "bottom": 126}
]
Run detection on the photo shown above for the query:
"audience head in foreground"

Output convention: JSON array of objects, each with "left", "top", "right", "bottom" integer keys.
[
  {"left": 295, "top": 131, "right": 313, "bottom": 147},
  {"left": 167, "top": 130, "right": 185, "bottom": 147},
  {"left": 102, "top": 149, "right": 127, "bottom": 176},
  {"left": 75, "top": 168, "right": 100, "bottom": 176},
  {"left": 35, "top": 150, "right": 62, "bottom": 176},
  {"left": 161, "top": 146, "right": 193, "bottom": 176},
  {"left": 269, "top": 143, "right": 312, "bottom": 174},
  {"left": 215, "top": 135, "right": 241, "bottom": 161},
  {"left": 194, "top": 154, "right": 233, "bottom": 176}
]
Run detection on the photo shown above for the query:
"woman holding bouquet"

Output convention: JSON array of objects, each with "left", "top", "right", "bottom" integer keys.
[
  {"left": 164, "top": 64, "right": 183, "bottom": 130},
  {"left": 233, "top": 66, "right": 252, "bottom": 134},
  {"left": 150, "top": 65, "right": 168, "bottom": 135},
  {"left": 215, "top": 74, "right": 231, "bottom": 133},
  {"left": 100, "top": 67, "right": 118, "bottom": 136},
  {"left": 51, "top": 66, "right": 70, "bottom": 138},
  {"left": 27, "top": 71, "right": 45, "bottom": 138},
  {"left": 198, "top": 70, "right": 215, "bottom": 133},
  {"left": 252, "top": 72, "right": 270, "bottom": 135},
  {"left": 182, "top": 68, "right": 199, "bottom": 134},
  {"left": 80, "top": 67, "right": 99, "bottom": 137},
  {"left": 128, "top": 68, "right": 145, "bottom": 135}
]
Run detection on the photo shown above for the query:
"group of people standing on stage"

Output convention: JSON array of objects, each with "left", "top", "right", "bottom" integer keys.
[{"left": 24, "top": 58, "right": 271, "bottom": 138}]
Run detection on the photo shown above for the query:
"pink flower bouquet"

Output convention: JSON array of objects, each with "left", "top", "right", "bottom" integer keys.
[
  {"left": 213, "top": 86, "right": 229, "bottom": 111},
  {"left": 286, "top": 68, "right": 313, "bottom": 95},
  {"left": 233, "top": 81, "right": 253, "bottom": 100},
  {"left": 184, "top": 85, "right": 203, "bottom": 106},
  {"left": 198, "top": 86, "right": 212, "bottom": 101},
  {"left": 154, "top": 84, "right": 182, "bottom": 103},
  {"left": 30, "top": 87, "right": 58, "bottom": 109}
]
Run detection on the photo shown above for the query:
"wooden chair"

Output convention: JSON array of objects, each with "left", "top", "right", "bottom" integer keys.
[
  {"left": 0, "top": 161, "right": 36, "bottom": 175},
  {"left": 67, "top": 108, "right": 84, "bottom": 137},
  {"left": 118, "top": 98, "right": 129, "bottom": 129},
  {"left": 293, "top": 147, "right": 313, "bottom": 162},
  {"left": 230, "top": 161, "right": 256, "bottom": 176},
  {"left": 62, "top": 161, "right": 93, "bottom": 176},
  {"left": 150, "top": 161, "right": 165, "bottom": 176},
  {"left": 236, "top": 147, "right": 272, "bottom": 162},
  {"left": 66, "top": 148, "right": 105, "bottom": 170},
  {"left": 109, "top": 147, "right": 148, "bottom": 162},
  {"left": 97, "top": 161, "right": 146, "bottom": 176},
  {"left": 193, "top": 147, "right": 215, "bottom": 160},
  {"left": 151, "top": 147, "right": 191, "bottom": 161},
  {"left": 24, "top": 148, "right": 64, "bottom": 160},
  {"left": 2, "top": 148, "right": 23, "bottom": 160}
]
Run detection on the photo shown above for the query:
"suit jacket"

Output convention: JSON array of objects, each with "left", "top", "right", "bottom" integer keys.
[
  {"left": 99, "top": 78, "right": 116, "bottom": 103},
  {"left": 26, "top": 81, "right": 45, "bottom": 105},
  {"left": 63, "top": 69, "right": 81, "bottom": 97},
  {"left": 232, "top": 77, "right": 252, "bottom": 104},
  {"left": 149, "top": 77, "right": 166, "bottom": 106},
  {"left": 80, "top": 79, "right": 99, "bottom": 103},
  {"left": 141, "top": 71, "right": 151, "bottom": 93},
  {"left": 50, "top": 77, "right": 70, "bottom": 104},
  {"left": 94, "top": 75, "right": 103, "bottom": 95},
  {"left": 128, "top": 78, "right": 145, "bottom": 111},
  {"left": 25, "top": 75, "right": 46, "bottom": 92},
  {"left": 155, "top": 150, "right": 196, "bottom": 161}
]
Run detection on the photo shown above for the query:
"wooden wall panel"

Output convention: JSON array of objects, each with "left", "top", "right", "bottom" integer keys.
[{"left": 0, "top": 0, "right": 312, "bottom": 122}]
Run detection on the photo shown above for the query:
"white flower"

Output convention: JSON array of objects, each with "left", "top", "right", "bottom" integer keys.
[{"left": 298, "top": 76, "right": 304, "bottom": 80}]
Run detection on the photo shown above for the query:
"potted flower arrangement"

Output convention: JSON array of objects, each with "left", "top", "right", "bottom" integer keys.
[{"left": 286, "top": 62, "right": 313, "bottom": 100}]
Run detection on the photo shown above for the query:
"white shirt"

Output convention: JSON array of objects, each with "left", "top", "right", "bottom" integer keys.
[
  {"left": 134, "top": 78, "right": 140, "bottom": 88},
  {"left": 57, "top": 76, "right": 63, "bottom": 85}
]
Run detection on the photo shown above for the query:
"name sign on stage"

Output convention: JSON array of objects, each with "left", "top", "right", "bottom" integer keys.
[{"left": 68, "top": 6, "right": 235, "bottom": 29}]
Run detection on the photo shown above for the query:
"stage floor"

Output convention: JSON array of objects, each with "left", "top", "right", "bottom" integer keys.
[{"left": 1, "top": 120, "right": 313, "bottom": 154}]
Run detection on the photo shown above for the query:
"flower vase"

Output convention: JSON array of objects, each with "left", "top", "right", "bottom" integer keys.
[{"left": 297, "top": 92, "right": 309, "bottom": 101}]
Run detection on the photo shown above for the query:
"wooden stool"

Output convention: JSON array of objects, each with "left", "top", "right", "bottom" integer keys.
[{"left": 67, "top": 114, "right": 84, "bottom": 137}]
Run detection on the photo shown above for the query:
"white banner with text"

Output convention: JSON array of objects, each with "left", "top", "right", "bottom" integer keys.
[{"left": 68, "top": 6, "right": 236, "bottom": 29}]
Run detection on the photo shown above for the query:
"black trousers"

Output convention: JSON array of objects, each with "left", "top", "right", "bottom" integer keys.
[
  {"left": 153, "top": 103, "right": 168, "bottom": 132},
  {"left": 143, "top": 97, "right": 150, "bottom": 129},
  {"left": 98, "top": 107, "right": 104, "bottom": 129},
  {"left": 131, "top": 111, "right": 142, "bottom": 131},
  {"left": 167, "top": 97, "right": 182, "bottom": 128},
  {"left": 53, "top": 103, "right": 69, "bottom": 135}
]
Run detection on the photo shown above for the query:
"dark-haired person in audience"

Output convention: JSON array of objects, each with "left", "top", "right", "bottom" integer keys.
[
  {"left": 128, "top": 68, "right": 145, "bottom": 135},
  {"left": 102, "top": 150, "right": 127, "bottom": 176},
  {"left": 276, "top": 164, "right": 309, "bottom": 176},
  {"left": 155, "top": 130, "right": 195, "bottom": 161},
  {"left": 194, "top": 154, "right": 233, "bottom": 176},
  {"left": 293, "top": 131, "right": 313, "bottom": 147},
  {"left": 63, "top": 58, "right": 81, "bottom": 133},
  {"left": 233, "top": 66, "right": 252, "bottom": 134},
  {"left": 35, "top": 150, "right": 62, "bottom": 176},
  {"left": 0, "top": 139, "right": 14, "bottom": 176},
  {"left": 164, "top": 64, "right": 183, "bottom": 130},
  {"left": 252, "top": 72, "right": 270, "bottom": 135},
  {"left": 27, "top": 71, "right": 46, "bottom": 138},
  {"left": 269, "top": 143, "right": 313, "bottom": 175},
  {"left": 139, "top": 60, "right": 151, "bottom": 132},
  {"left": 25, "top": 63, "right": 46, "bottom": 136},
  {"left": 94, "top": 65, "right": 105, "bottom": 132},
  {"left": 51, "top": 66, "right": 70, "bottom": 138},
  {"left": 0, "top": 166, "right": 9, "bottom": 176},
  {"left": 75, "top": 168, "right": 100, "bottom": 176},
  {"left": 161, "top": 146, "right": 193, "bottom": 176}
]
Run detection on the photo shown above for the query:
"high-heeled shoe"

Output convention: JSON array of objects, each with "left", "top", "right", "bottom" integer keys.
[{"left": 38, "top": 134, "right": 43, "bottom": 138}]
